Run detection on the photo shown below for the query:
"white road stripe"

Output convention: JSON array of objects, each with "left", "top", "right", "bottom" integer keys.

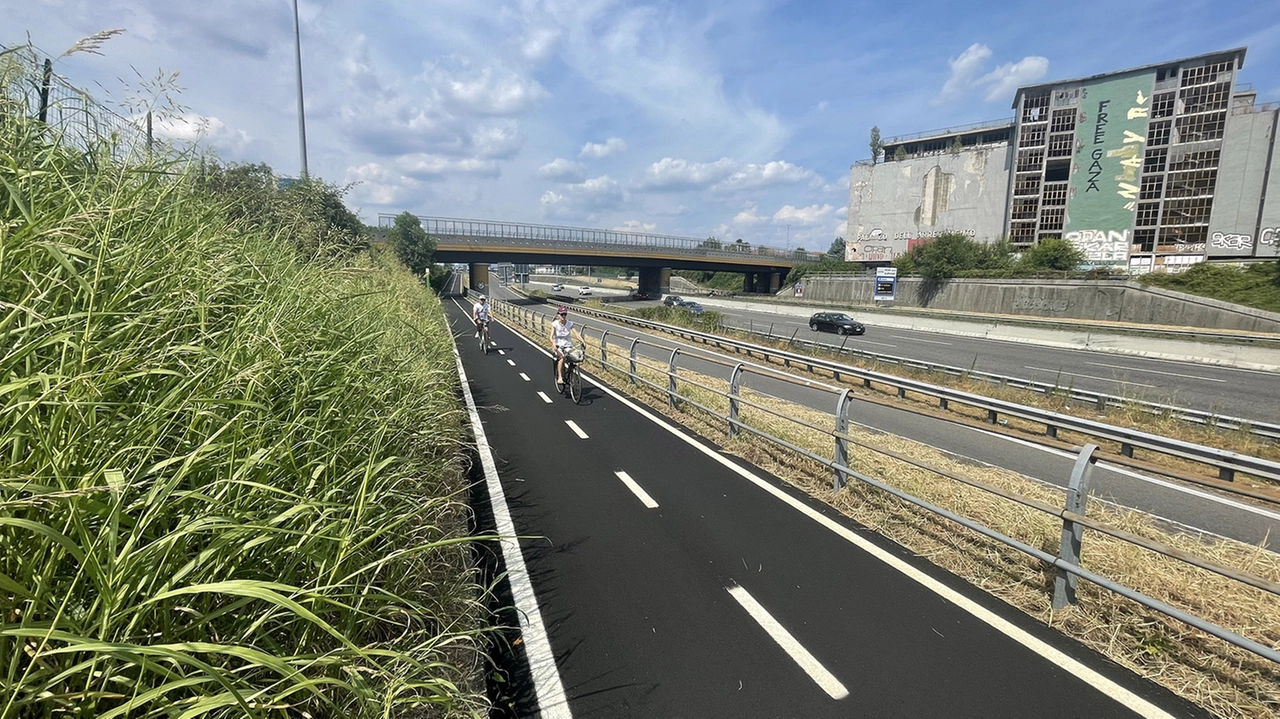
[
  {"left": 498, "top": 326, "right": 1180, "bottom": 719},
  {"left": 858, "top": 339, "right": 897, "bottom": 348},
  {"left": 499, "top": 350, "right": 506, "bottom": 355},
  {"left": 565, "top": 420, "right": 589, "bottom": 439},
  {"left": 726, "top": 585, "right": 849, "bottom": 700},
  {"left": 1085, "top": 361, "right": 1226, "bottom": 382},
  {"left": 448, "top": 327, "right": 572, "bottom": 718},
  {"left": 892, "top": 335, "right": 952, "bottom": 345},
  {"left": 537, "top": 391, "right": 554, "bottom": 404},
  {"left": 1024, "top": 365, "right": 1157, "bottom": 389},
  {"left": 491, "top": 341, "right": 498, "bottom": 347},
  {"left": 614, "top": 471, "right": 659, "bottom": 508},
  {"left": 507, "top": 359, "right": 516, "bottom": 366},
  {"left": 519, "top": 373, "right": 531, "bottom": 381}
]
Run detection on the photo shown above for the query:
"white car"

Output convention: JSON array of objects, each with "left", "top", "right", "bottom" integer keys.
[
  {"left": 551, "top": 283, "right": 564, "bottom": 291},
  {"left": 578, "top": 286, "right": 592, "bottom": 296}
]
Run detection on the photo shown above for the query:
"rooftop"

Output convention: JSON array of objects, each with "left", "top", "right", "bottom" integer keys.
[{"left": 1011, "top": 47, "right": 1247, "bottom": 108}]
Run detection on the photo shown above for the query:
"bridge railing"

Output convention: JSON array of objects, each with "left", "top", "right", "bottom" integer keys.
[{"left": 379, "top": 214, "right": 824, "bottom": 264}]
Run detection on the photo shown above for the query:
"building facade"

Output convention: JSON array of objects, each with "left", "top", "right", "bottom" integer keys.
[{"left": 848, "top": 47, "right": 1280, "bottom": 272}]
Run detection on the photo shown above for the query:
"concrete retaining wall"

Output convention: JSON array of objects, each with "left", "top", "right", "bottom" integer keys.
[{"left": 799, "top": 276, "right": 1280, "bottom": 333}]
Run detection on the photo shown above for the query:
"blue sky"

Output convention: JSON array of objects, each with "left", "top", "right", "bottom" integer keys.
[{"left": 6, "top": 0, "right": 1279, "bottom": 251}]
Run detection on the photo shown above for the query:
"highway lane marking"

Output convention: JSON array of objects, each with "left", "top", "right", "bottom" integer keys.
[
  {"left": 1024, "top": 365, "right": 1157, "bottom": 389},
  {"left": 857, "top": 339, "right": 897, "bottom": 348},
  {"left": 448, "top": 326, "right": 572, "bottom": 718},
  {"left": 614, "top": 471, "right": 659, "bottom": 509},
  {"left": 495, "top": 329, "right": 1180, "bottom": 719},
  {"left": 726, "top": 584, "right": 849, "bottom": 700},
  {"left": 891, "top": 335, "right": 952, "bottom": 345},
  {"left": 498, "top": 350, "right": 506, "bottom": 355},
  {"left": 538, "top": 392, "right": 554, "bottom": 404},
  {"left": 1085, "top": 361, "right": 1226, "bottom": 382},
  {"left": 519, "top": 373, "right": 531, "bottom": 381},
  {"left": 565, "top": 420, "right": 589, "bottom": 439},
  {"left": 507, "top": 359, "right": 517, "bottom": 367}
]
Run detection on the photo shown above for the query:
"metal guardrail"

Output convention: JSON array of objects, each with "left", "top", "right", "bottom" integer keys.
[
  {"left": 487, "top": 296, "right": 1280, "bottom": 666},
  {"left": 506, "top": 294, "right": 1280, "bottom": 482},
  {"left": 384, "top": 214, "right": 824, "bottom": 264}
]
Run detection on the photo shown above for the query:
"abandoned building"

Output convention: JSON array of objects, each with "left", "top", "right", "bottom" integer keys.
[{"left": 847, "top": 47, "right": 1279, "bottom": 273}]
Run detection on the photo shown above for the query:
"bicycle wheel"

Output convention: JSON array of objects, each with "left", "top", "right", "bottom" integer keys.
[
  {"left": 481, "top": 327, "right": 489, "bottom": 354},
  {"left": 568, "top": 363, "right": 582, "bottom": 404}
]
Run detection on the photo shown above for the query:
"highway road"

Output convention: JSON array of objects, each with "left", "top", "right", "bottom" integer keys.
[
  {"left": 449, "top": 297, "right": 1210, "bottom": 718},
  {"left": 641, "top": 297, "right": 1280, "bottom": 426},
  {"left": 489, "top": 285, "right": 1280, "bottom": 551}
]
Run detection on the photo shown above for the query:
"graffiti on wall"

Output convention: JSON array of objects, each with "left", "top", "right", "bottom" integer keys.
[
  {"left": 1209, "top": 231, "right": 1253, "bottom": 252},
  {"left": 1259, "top": 228, "right": 1280, "bottom": 257},
  {"left": 1012, "top": 296, "right": 1070, "bottom": 312},
  {"left": 1063, "top": 229, "right": 1130, "bottom": 263}
]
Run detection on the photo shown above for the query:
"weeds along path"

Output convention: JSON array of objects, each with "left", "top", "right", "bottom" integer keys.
[
  {"left": 0, "top": 111, "right": 490, "bottom": 715},
  {"left": 491, "top": 291, "right": 1280, "bottom": 719}
]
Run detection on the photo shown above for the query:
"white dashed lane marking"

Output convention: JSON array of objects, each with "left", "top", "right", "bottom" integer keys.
[
  {"left": 614, "top": 471, "right": 659, "bottom": 509},
  {"left": 565, "top": 420, "right": 589, "bottom": 439},
  {"left": 520, "top": 373, "right": 531, "bottom": 381},
  {"left": 507, "top": 359, "right": 516, "bottom": 367},
  {"left": 726, "top": 585, "right": 849, "bottom": 700},
  {"left": 537, "top": 392, "right": 553, "bottom": 404}
]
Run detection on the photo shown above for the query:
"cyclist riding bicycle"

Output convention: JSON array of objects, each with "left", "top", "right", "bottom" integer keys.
[
  {"left": 472, "top": 295, "right": 491, "bottom": 338},
  {"left": 549, "top": 305, "right": 585, "bottom": 391}
]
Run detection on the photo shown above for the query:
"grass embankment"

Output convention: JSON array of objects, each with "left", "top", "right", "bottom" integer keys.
[
  {"left": 495, "top": 308, "right": 1280, "bottom": 717},
  {"left": 1138, "top": 262, "right": 1280, "bottom": 315},
  {"left": 1, "top": 110, "right": 488, "bottom": 713}
]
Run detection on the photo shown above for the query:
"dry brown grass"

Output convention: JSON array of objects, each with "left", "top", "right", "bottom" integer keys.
[{"left": 496, "top": 307, "right": 1280, "bottom": 718}]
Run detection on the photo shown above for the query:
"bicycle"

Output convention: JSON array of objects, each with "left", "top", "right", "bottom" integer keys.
[
  {"left": 556, "top": 345, "right": 585, "bottom": 404},
  {"left": 478, "top": 320, "right": 490, "bottom": 354}
]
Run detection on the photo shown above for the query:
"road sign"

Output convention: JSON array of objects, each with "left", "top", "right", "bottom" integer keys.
[{"left": 874, "top": 267, "right": 897, "bottom": 301}]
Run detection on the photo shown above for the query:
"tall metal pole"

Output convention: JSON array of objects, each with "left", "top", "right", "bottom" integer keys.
[{"left": 291, "top": 0, "right": 309, "bottom": 178}]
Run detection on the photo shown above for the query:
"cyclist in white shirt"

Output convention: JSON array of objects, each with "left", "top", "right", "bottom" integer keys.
[
  {"left": 472, "top": 295, "right": 491, "bottom": 338},
  {"left": 548, "top": 305, "right": 584, "bottom": 391}
]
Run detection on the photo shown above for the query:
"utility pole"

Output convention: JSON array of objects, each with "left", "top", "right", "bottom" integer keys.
[{"left": 291, "top": 0, "right": 309, "bottom": 178}]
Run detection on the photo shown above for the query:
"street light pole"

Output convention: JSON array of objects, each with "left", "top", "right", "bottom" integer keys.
[{"left": 291, "top": 0, "right": 309, "bottom": 179}]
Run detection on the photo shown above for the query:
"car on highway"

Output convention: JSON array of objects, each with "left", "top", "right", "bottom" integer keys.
[
  {"left": 663, "top": 295, "right": 685, "bottom": 307},
  {"left": 809, "top": 312, "right": 865, "bottom": 335},
  {"left": 684, "top": 302, "right": 705, "bottom": 316},
  {"left": 578, "top": 286, "right": 592, "bottom": 296},
  {"left": 551, "top": 283, "right": 564, "bottom": 291},
  {"left": 631, "top": 290, "right": 651, "bottom": 300}
]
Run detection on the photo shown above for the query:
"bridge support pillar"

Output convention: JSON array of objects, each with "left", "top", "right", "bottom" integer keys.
[
  {"left": 767, "top": 271, "right": 781, "bottom": 294},
  {"left": 468, "top": 264, "right": 490, "bottom": 293},
  {"left": 742, "top": 272, "right": 757, "bottom": 293},
  {"left": 638, "top": 267, "right": 671, "bottom": 297}
]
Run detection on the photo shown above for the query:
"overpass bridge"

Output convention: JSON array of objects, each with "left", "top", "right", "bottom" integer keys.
[{"left": 378, "top": 215, "right": 821, "bottom": 295}]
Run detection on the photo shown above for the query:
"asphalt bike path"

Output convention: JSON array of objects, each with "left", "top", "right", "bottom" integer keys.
[
  {"left": 449, "top": 300, "right": 1207, "bottom": 718},
  {"left": 498, "top": 291, "right": 1280, "bottom": 551}
]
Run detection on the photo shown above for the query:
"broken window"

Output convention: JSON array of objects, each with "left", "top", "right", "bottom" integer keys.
[
  {"left": 1019, "top": 124, "right": 1046, "bottom": 148},
  {"left": 1151, "top": 93, "right": 1176, "bottom": 119},
  {"left": 1180, "top": 82, "right": 1232, "bottom": 114},
  {"left": 1010, "top": 222, "right": 1037, "bottom": 243},
  {"left": 1147, "top": 121, "right": 1172, "bottom": 147},
  {"left": 1043, "top": 159, "right": 1070, "bottom": 182},
  {"left": 1012, "top": 197, "right": 1040, "bottom": 220},
  {"left": 1022, "top": 93, "right": 1050, "bottom": 123},
  {"left": 1174, "top": 112, "right": 1226, "bottom": 143},
  {"left": 1180, "top": 61, "right": 1234, "bottom": 88},
  {"left": 1139, "top": 174, "right": 1164, "bottom": 200},
  {"left": 1164, "top": 169, "right": 1218, "bottom": 198},
  {"left": 1156, "top": 225, "right": 1208, "bottom": 250},
  {"left": 1136, "top": 202, "right": 1161, "bottom": 227},
  {"left": 1160, "top": 197, "right": 1213, "bottom": 225},
  {"left": 1047, "top": 134, "right": 1074, "bottom": 158},
  {"left": 1168, "top": 149, "right": 1220, "bottom": 172},
  {"left": 1039, "top": 207, "right": 1065, "bottom": 231},
  {"left": 1013, "top": 174, "right": 1042, "bottom": 196},
  {"left": 1016, "top": 148, "right": 1044, "bottom": 172},
  {"left": 1133, "top": 228, "right": 1156, "bottom": 253},
  {"left": 1144, "top": 148, "right": 1168, "bottom": 174},
  {"left": 1050, "top": 108, "right": 1076, "bottom": 133},
  {"left": 1041, "top": 183, "right": 1068, "bottom": 206}
]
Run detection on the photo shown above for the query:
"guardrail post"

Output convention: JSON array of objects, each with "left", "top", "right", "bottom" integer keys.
[
  {"left": 1046, "top": 424, "right": 1057, "bottom": 439},
  {"left": 1219, "top": 466, "right": 1236, "bottom": 483},
  {"left": 987, "top": 409, "right": 998, "bottom": 424},
  {"left": 600, "top": 330, "right": 609, "bottom": 370},
  {"left": 1120, "top": 443, "right": 1134, "bottom": 458},
  {"left": 834, "top": 389, "right": 853, "bottom": 491},
  {"left": 667, "top": 348, "right": 681, "bottom": 409},
  {"left": 628, "top": 338, "right": 640, "bottom": 384},
  {"left": 729, "top": 363, "right": 744, "bottom": 438},
  {"left": 1053, "top": 443, "right": 1098, "bottom": 610}
]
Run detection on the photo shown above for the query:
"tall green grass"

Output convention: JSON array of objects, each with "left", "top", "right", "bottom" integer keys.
[{"left": 1, "top": 76, "right": 489, "bottom": 715}]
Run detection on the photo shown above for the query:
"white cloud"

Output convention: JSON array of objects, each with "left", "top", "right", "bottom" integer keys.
[
  {"left": 580, "top": 137, "right": 628, "bottom": 158},
  {"left": 471, "top": 123, "right": 524, "bottom": 159},
  {"left": 540, "top": 175, "right": 625, "bottom": 217},
  {"left": 427, "top": 63, "right": 549, "bottom": 116},
  {"left": 397, "top": 153, "right": 501, "bottom": 180},
  {"left": 636, "top": 157, "right": 738, "bottom": 191},
  {"left": 773, "top": 204, "right": 836, "bottom": 225},
  {"left": 716, "top": 160, "right": 818, "bottom": 192},
  {"left": 934, "top": 43, "right": 1048, "bottom": 104},
  {"left": 539, "top": 157, "right": 587, "bottom": 182},
  {"left": 614, "top": 220, "right": 658, "bottom": 232},
  {"left": 345, "top": 162, "right": 418, "bottom": 206},
  {"left": 732, "top": 205, "right": 769, "bottom": 226}
]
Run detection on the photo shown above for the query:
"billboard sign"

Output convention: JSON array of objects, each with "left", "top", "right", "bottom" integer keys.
[
  {"left": 1063, "top": 71, "right": 1156, "bottom": 267},
  {"left": 874, "top": 267, "right": 897, "bottom": 301}
]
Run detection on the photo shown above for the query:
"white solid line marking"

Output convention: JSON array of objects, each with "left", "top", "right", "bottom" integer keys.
[
  {"left": 1024, "top": 365, "right": 1157, "bottom": 389},
  {"left": 519, "top": 373, "right": 531, "bottom": 381},
  {"left": 726, "top": 585, "right": 849, "bottom": 700},
  {"left": 892, "top": 335, "right": 952, "bottom": 345},
  {"left": 537, "top": 391, "right": 554, "bottom": 404},
  {"left": 614, "top": 471, "right": 659, "bottom": 509},
  {"left": 1085, "top": 361, "right": 1226, "bottom": 382},
  {"left": 507, "top": 359, "right": 516, "bottom": 366},
  {"left": 497, "top": 327, "right": 1179, "bottom": 719},
  {"left": 565, "top": 420, "right": 589, "bottom": 439},
  {"left": 448, "top": 324, "right": 572, "bottom": 718}
]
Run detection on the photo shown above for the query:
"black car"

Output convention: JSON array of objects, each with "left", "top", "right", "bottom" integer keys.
[
  {"left": 631, "top": 290, "right": 651, "bottom": 300},
  {"left": 809, "top": 312, "right": 864, "bottom": 335},
  {"left": 684, "top": 302, "right": 705, "bottom": 316},
  {"left": 663, "top": 295, "right": 686, "bottom": 307}
]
